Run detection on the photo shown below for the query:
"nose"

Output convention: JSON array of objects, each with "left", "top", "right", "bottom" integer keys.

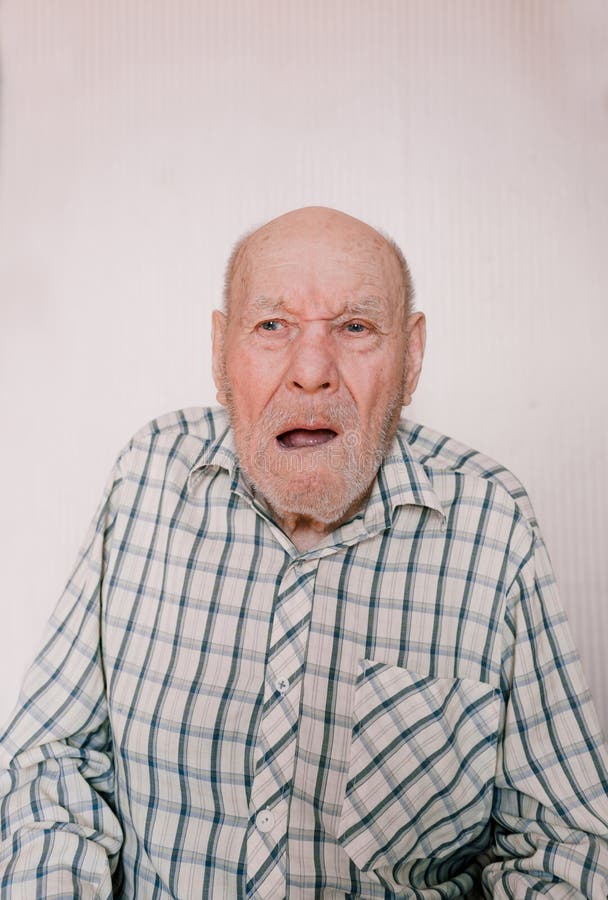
[{"left": 286, "top": 326, "right": 339, "bottom": 394}]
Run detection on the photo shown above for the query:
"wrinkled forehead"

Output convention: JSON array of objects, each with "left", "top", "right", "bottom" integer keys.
[{"left": 234, "top": 221, "right": 404, "bottom": 309}]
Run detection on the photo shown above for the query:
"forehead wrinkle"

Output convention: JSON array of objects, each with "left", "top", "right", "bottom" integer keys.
[{"left": 236, "top": 237, "right": 405, "bottom": 326}]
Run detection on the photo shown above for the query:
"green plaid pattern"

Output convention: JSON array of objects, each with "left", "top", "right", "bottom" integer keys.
[{"left": 0, "top": 407, "right": 607, "bottom": 898}]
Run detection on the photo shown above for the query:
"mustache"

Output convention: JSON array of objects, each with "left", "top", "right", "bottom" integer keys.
[
  {"left": 219, "top": 371, "right": 361, "bottom": 436},
  {"left": 254, "top": 397, "right": 360, "bottom": 436}
]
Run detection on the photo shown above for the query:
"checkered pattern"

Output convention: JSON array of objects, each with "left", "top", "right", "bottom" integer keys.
[{"left": 1, "top": 406, "right": 607, "bottom": 898}]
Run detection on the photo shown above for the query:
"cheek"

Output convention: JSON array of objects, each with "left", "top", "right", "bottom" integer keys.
[
  {"left": 230, "top": 343, "right": 288, "bottom": 396},
  {"left": 345, "top": 361, "right": 397, "bottom": 406},
  {"left": 226, "top": 359, "right": 274, "bottom": 417},
  {"left": 371, "top": 353, "right": 406, "bottom": 398}
]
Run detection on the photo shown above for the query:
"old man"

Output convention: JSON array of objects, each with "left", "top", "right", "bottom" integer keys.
[{"left": 1, "top": 207, "right": 607, "bottom": 897}]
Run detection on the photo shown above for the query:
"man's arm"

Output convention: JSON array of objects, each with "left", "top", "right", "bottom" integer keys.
[
  {"left": 0, "top": 460, "right": 125, "bottom": 898},
  {"left": 483, "top": 530, "right": 608, "bottom": 897}
]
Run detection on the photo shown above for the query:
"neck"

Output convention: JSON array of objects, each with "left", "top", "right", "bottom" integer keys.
[
  {"left": 273, "top": 512, "right": 336, "bottom": 552},
  {"left": 264, "top": 487, "right": 373, "bottom": 553}
]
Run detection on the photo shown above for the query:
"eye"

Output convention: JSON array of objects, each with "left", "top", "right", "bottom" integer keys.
[
  {"left": 344, "top": 321, "right": 369, "bottom": 334},
  {"left": 258, "top": 319, "right": 284, "bottom": 332}
]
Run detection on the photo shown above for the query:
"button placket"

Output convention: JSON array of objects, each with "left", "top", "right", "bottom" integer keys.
[
  {"left": 247, "top": 564, "right": 316, "bottom": 896},
  {"left": 247, "top": 797, "right": 289, "bottom": 897}
]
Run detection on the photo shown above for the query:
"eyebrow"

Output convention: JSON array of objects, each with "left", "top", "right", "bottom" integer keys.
[
  {"left": 248, "top": 295, "right": 389, "bottom": 318},
  {"left": 336, "top": 297, "right": 388, "bottom": 318},
  {"left": 249, "top": 297, "right": 288, "bottom": 315}
]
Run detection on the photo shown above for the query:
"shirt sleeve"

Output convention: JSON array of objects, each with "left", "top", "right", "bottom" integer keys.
[
  {"left": 0, "top": 458, "right": 126, "bottom": 899},
  {"left": 482, "top": 529, "right": 608, "bottom": 898}
]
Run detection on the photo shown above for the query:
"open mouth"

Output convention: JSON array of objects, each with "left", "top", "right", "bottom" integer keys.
[{"left": 276, "top": 428, "right": 338, "bottom": 449}]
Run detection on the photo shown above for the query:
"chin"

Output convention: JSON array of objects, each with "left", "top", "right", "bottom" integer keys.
[{"left": 253, "top": 468, "right": 371, "bottom": 527}]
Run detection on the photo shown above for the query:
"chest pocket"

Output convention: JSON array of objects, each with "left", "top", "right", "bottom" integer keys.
[{"left": 337, "top": 660, "right": 501, "bottom": 873}]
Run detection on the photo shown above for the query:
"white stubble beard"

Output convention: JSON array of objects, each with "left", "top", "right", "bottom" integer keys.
[{"left": 219, "top": 368, "right": 406, "bottom": 528}]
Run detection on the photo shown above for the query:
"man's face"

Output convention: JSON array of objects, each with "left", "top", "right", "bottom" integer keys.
[{"left": 212, "top": 209, "right": 425, "bottom": 529}]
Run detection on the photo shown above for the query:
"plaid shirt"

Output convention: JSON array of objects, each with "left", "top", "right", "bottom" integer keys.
[{"left": 1, "top": 406, "right": 607, "bottom": 898}]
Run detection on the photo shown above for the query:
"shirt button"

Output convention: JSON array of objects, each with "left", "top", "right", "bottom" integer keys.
[
  {"left": 275, "top": 676, "right": 289, "bottom": 695},
  {"left": 256, "top": 808, "right": 275, "bottom": 833}
]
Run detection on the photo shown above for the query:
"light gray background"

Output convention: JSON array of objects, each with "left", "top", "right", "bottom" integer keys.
[{"left": 1, "top": 1, "right": 607, "bottom": 730}]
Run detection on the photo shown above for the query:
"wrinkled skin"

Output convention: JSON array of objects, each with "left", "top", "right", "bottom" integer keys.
[{"left": 213, "top": 206, "right": 425, "bottom": 551}]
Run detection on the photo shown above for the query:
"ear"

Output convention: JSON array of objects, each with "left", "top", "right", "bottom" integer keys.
[
  {"left": 402, "top": 312, "right": 426, "bottom": 406},
  {"left": 211, "top": 309, "right": 228, "bottom": 406}
]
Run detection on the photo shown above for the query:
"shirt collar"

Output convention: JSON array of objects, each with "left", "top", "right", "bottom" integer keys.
[
  {"left": 187, "top": 415, "right": 446, "bottom": 530},
  {"left": 360, "top": 427, "right": 446, "bottom": 532},
  {"left": 187, "top": 414, "right": 241, "bottom": 492}
]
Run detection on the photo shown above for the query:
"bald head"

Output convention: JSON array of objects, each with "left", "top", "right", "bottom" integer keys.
[{"left": 223, "top": 206, "right": 414, "bottom": 325}]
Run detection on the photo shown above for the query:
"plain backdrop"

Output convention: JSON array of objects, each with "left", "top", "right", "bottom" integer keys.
[{"left": 1, "top": 1, "right": 607, "bottom": 732}]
